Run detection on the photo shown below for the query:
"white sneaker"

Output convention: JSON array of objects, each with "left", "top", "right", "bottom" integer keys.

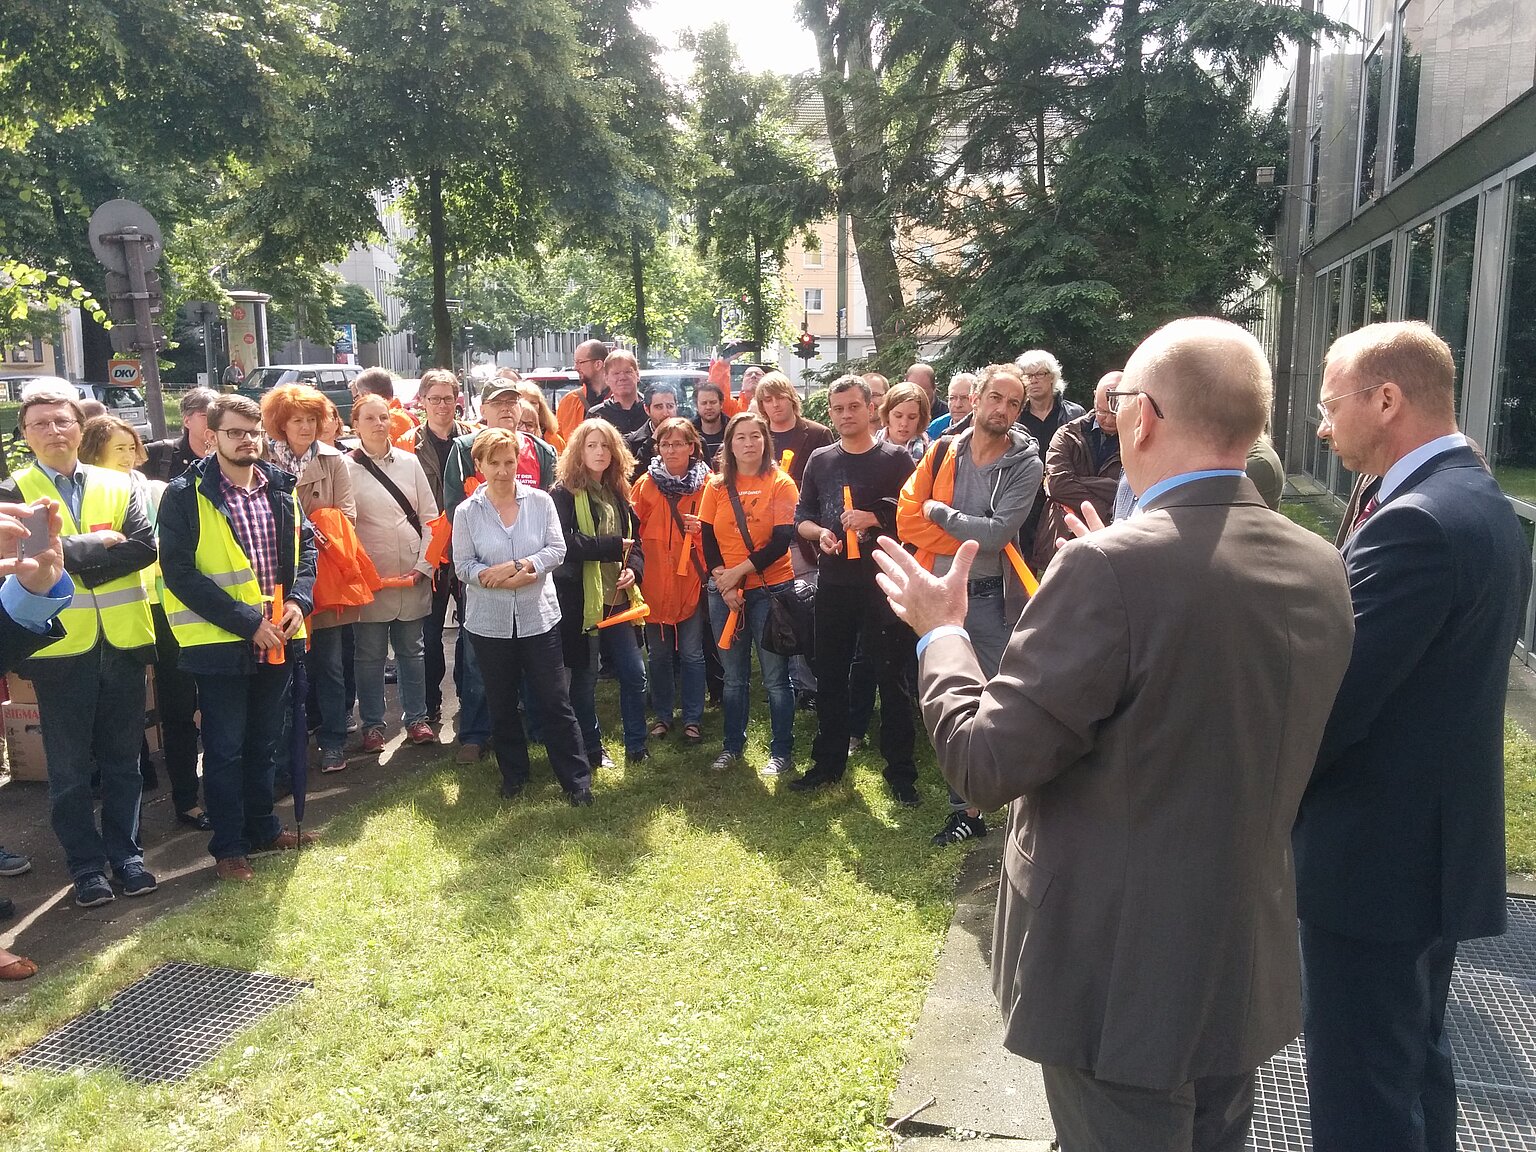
[{"left": 761, "top": 757, "right": 792, "bottom": 778}]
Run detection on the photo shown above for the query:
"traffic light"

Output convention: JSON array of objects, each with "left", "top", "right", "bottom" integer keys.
[{"left": 796, "top": 331, "right": 818, "bottom": 361}]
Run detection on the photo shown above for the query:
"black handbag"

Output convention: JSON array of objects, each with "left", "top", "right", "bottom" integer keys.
[{"left": 724, "top": 482, "right": 812, "bottom": 657}]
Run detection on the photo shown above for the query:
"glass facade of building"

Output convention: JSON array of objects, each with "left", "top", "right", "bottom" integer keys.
[{"left": 1284, "top": 0, "right": 1536, "bottom": 656}]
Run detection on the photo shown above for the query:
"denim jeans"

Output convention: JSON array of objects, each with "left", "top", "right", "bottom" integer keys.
[
  {"left": 422, "top": 567, "right": 455, "bottom": 717},
  {"left": 948, "top": 585, "right": 1011, "bottom": 812},
  {"left": 307, "top": 624, "right": 350, "bottom": 753},
  {"left": 453, "top": 618, "right": 493, "bottom": 746},
  {"left": 34, "top": 646, "right": 147, "bottom": 880},
  {"left": 569, "top": 624, "right": 648, "bottom": 757},
  {"left": 707, "top": 584, "right": 795, "bottom": 760},
  {"left": 354, "top": 617, "right": 428, "bottom": 730},
  {"left": 646, "top": 609, "right": 706, "bottom": 728},
  {"left": 196, "top": 664, "right": 290, "bottom": 861}
]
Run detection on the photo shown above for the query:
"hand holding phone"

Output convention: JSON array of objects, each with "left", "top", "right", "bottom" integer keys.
[{"left": 0, "top": 500, "right": 64, "bottom": 593}]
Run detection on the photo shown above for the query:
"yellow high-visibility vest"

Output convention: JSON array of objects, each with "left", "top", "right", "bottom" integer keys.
[
  {"left": 13, "top": 464, "right": 154, "bottom": 657},
  {"left": 160, "top": 482, "right": 307, "bottom": 649}
]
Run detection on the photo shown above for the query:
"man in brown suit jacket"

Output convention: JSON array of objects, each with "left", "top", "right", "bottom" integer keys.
[{"left": 874, "top": 318, "right": 1356, "bottom": 1151}]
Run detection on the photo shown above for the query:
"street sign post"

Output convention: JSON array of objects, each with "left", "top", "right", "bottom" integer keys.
[{"left": 89, "top": 200, "right": 169, "bottom": 438}]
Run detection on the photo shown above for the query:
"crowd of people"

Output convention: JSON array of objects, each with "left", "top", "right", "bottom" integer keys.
[{"left": 0, "top": 318, "right": 1523, "bottom": 1152}]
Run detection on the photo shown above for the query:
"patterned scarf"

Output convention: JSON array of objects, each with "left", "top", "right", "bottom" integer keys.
[{"left": 647, "top": 457, "right": 709, "bottom": 498}]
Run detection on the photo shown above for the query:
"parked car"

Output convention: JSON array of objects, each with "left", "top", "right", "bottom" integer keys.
[
  {"left": 238, "top": 363, "right": 363, "bottom": 416},
  {"left": 77, "top": 382, "right": 152, "bottom": 441},
  {"left": 0, "top": 373, "right": 72, "bottom": 403}
]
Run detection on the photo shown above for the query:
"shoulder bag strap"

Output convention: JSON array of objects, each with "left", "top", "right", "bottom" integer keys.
[
  {"left": 664, "top": 490, "right": 708, "bottom": 583},
  {"left": 350, "top": 448, "right": 422, "bottom": 537},
  {"left": 724, "top": 482, "right": 763, "bottom": 585}
]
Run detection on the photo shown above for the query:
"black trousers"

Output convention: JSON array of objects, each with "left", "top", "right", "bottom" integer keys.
[
  {"left": 422, "top": 566, "right": 456, "bottom": 718},
  {"left": 153, "top": 605, "right": 202, "bottom": 815},
  {"left": 467, "top": 628, "right": 591, "bottom": 795},
  {"left": 1041, "top": 1064, "right": 1254, "bottom": 1152},
  {"left": 1300, "top": 919, "right": 1459, "bottom": 1152},
  {"left": 810, "top": 579, "right": 915, "bottom": 785}
]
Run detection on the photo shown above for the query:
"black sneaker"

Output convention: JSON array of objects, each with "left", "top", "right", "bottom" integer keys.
[
  {"left": 795, "top": 690, "right": 817, "bottom": 712},
  {"left": 499, "top": 782, "right": 525, "bottom": 801},
  {"left": 788, "top": 768, "right": 838, "bottom": 793},
  {"left": 889, "top": 781, "right": 921, "bottom": 808},
  {"left": 0, "top": 896, "right": 13, "bottom": 920},
  {"left": 569, "top": 789, "right": 594, "bottom": 807},
  {"left": 115, "top": 862, "right": 159, "bottom": 897},
  {"left": 625, "top": 749, "right": 649, "bottom": 768},
  {"left": 74, "top": 872, "right": 115, "bottom": 908},
  {"left": 931, "top": 811, "right": 987, "bottom": 846}
]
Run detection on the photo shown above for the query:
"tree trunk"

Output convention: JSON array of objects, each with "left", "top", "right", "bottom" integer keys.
[
  {"left": 750, "top": 231, "right": 765, "bottom": 356},
  {"left": 1119, "top": 0, "right": 1146, "bottom": 137},
  {"left": 426, "top": 167, "right": 452, "bottom": 369},
  {"left": 804, "top": 3, "right": 906, "bottom": 350},
  {"left": 629, "top": 233, "right": 649, "bottom": 368}
]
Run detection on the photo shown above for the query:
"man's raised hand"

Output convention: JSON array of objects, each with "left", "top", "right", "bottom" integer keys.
[{"left": 873, "top": 536, "right": 978, "bottom": 638}]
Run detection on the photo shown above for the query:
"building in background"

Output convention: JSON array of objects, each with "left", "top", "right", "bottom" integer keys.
[{"left": 1275, "top": 0, "right": 1535, "bottom": 657}]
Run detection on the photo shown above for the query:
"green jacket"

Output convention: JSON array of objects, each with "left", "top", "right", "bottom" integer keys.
[{"left": 442, "top": 430, "right": 557, "bottom": 520}]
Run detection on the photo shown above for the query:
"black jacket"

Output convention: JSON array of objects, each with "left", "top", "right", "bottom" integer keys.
[
  {"left": 548, "top": 483, "right": 644, "bottom": 671},
  {"left": 157, "top": 456, "right": 317, "bottom": 676},
  {"left": 1295, "top": 445, "right": 1532, "bottom": 942},
  {"left": 143, "top": 433, "right": 203, "bottom": 483},
  {"left": 0, "top": 594, "right": 63, "bottom": 675}
]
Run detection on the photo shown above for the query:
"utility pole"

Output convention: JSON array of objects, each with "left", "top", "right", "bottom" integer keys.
[{"left": 89, "top": 200, "right": 170, "bottom": 439}]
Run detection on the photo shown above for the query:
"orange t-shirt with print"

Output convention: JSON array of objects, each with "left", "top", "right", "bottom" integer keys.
[{"left": 698, "top": 468, "right": 799, "bottom": 588}]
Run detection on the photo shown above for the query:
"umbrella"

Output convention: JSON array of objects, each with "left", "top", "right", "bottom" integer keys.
[{"left": 288, "top": 638, "right": 310, "bottom": 843}]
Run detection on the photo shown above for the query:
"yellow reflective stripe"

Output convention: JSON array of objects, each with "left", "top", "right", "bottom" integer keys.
[
  {"left": 165, "top": 608, "right": 209, "bottom": 627},
  {"left": 207, "top": 568, "right": 257, "bottom": 588}
]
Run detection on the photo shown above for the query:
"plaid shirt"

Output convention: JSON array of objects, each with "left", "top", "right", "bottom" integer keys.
[{"left": 219, "top": 467, "right": 281, "bottom": 596}]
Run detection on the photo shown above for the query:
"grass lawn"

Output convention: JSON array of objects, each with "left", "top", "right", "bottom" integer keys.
[
  {"left": 0, "top": 695, "right": 960, "bottom": 1152},
  {"left": 1507, "top": 721, "right": 1536, "bottom": 874}
]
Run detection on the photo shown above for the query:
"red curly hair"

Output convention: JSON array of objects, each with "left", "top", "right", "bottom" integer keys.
[{"left": 260, "top": 383, "right": 330, "bottom": 441}]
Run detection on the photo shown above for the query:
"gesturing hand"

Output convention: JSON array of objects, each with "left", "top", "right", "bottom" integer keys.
[
  {"left": 872, "top": 536, "right": 978, "bottom": 638},
  {"left": 1060, "top": 501, "right": 1108, "bottom": 545}
]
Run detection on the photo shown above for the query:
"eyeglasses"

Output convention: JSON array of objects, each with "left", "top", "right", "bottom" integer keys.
[
  {"left": 24, "top": 418, "right": 78, "bottom": 432},
  {"left": 218, "top": 427, "right": 262, "bottom": 441},
  {"left": 1316, "top": 383, "right": 1381, "bottom": 426},
  {"left": 423, "top": 394, "right": 457, "bottom": 405},
  {"left": 1023, "top": 371, "right": 1053, "bottom": 380},
  {"left": 1105, "top": 390, "right": 1165, "bottom": 419}
]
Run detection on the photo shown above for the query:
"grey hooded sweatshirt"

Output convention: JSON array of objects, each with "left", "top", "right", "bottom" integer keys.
[{"left": 926, "top": 426, "right": 1043, "bottom": 579}]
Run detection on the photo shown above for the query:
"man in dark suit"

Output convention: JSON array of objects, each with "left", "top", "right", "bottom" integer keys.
[
  {"left": 0, "top": 496, "right": 72, "bottom": 980},
  {"left": 1296, "top": 321, "right": 1531, "bottom": 1152},
  {"left": 874, "top": 318, "right": 1356, "bottom": 1151}
]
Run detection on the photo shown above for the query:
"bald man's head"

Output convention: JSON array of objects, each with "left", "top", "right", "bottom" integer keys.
[
  {"left": 905, "top": 362, "right": 936, "bottom": 394},
  {"left": 1122, "top": 318, "right": 1271, "bottom": 453}
]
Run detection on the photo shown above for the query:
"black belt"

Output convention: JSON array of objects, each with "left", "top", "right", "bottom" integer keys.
[{"left": 967, "top": 575, "right": 1004, "bottom": 596}]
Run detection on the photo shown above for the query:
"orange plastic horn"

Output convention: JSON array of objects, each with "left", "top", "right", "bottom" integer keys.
[
  {"left": 1004, "top": 543, "right": 1040, "bottom": 597},
  {"left": 843, "top": 486, "right": 860, "bottom": 559},
  {"left": 376, "top": 575, "right": 417, "bottom": 589},
  {"left": 676, "top": 533, "right": 693, "bottom": 576},
  {"left": 597, "top": 602, "right": 650, "bottom": 628},
  {"left": 717, "top": 607, "right": 740, "bottom": 650},
  {"left": 266, "top": 584, "right": 286, "bottom": 665}
]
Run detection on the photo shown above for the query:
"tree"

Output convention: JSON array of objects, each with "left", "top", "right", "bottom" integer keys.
[
  {"left": 687, "top": 25, "right": 830, "bottom": 362},
  {"left": 915, "top": 0, "right": 1339, "bottom": 391},
  {"left": 313, "top": 0, "right": 614, "bottom": 369},
  {"left": 331, "top": 284, "right": 388, "bottom": 346}
]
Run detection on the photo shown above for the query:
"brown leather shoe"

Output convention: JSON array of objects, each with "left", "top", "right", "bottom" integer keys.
[
  {"left": 0, "top": 950, "right": 37, "bottom": 980},
  {"left": 254, "top": 829, "right": 318, "bottom": 852},
  {"left": 215, "top": 857, "right": 255, "bottom": 882},
  {"left": 455, "top": 743, "right": 482, "bottom": 764}
]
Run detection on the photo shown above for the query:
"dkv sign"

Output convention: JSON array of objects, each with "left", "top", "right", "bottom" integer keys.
[{"left": 108, "top": 359, "right": 142, "bottom": 388}]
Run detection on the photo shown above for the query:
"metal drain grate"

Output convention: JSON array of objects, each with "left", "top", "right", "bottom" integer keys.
[
  {"left": 1250, "top": 897, "right": 1536, "bottom": 1151},
  {"left": 5, "top": 961, "right": 309, "bottom": 1083}
]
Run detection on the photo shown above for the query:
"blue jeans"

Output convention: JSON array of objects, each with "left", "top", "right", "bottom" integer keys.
[
  {"left": 307, "top": 624, "right": 349, "bottom": 754},
  {"left": 646, "top": 610, "right": 706, "bottom": 728},
  {"left": 453, "top": 622, "right": 492, "bottom": 746},
  {"left": 197, "top": 664, "right": 290, "bottom": 861},
  {"left": 569, "top": 624, "right": 648, "bottom": 757},
  {"left": 34, "top": 646, "right": 147, "bottom": 880},
  {"left": 354, "top": 617, "right": 427, "bottom": 730},
  {"left": 707, "top": 585, "right": 795, "bottom": 759}
]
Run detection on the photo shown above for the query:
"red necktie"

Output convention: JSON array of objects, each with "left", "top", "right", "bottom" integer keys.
[{"left": 1351, "top": 493, "right": 1379, "bottom": 534}]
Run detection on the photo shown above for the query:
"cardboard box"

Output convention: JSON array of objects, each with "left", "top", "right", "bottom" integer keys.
[
  {"left": 3, "top": 701, "right": 46, "bottom": 781},
  {"left": 3, "top": 669, "right": 162, "bottom": 781}
]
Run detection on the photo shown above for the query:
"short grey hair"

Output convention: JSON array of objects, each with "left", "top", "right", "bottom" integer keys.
[
  {"left": 948, "top": 372, "right": 978, "bottom": 396},
  {"left": 1014, "top": 349, "right": 1065, "bottom": 394},
  {"left": 18, "top": 384, "right": 85, "bottom": 429},
  {"left": 178, "top": 386, "right": 220, "bottom": 420}
]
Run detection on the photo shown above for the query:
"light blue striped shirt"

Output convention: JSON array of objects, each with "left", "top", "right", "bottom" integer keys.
[{"left": 452, "top": 482, "right": 565, "bottom": 639}]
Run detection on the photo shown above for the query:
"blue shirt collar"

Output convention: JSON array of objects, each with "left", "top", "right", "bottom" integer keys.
[
  {"left": 37, "top": 461, "right": 81, "bottom": 489},
  {"left": 1135, "top": 469, "right": 1247, "bottom": 513},
  {"left": 1377, "top": 433, "right": 1467, "bottom": 504}
]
